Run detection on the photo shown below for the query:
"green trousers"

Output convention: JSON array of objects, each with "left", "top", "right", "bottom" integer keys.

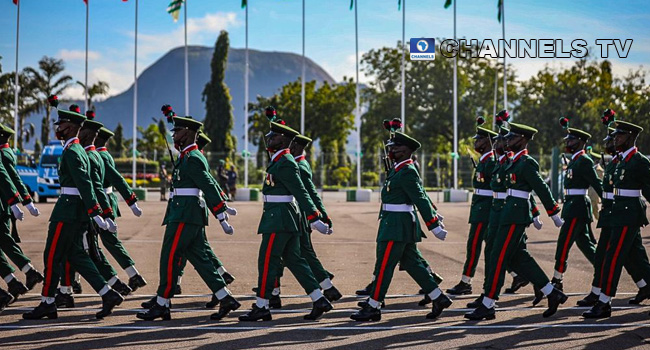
[
  {"left": 256, "top": 232, "right": 320, "bottom": 299},
  {"left": 484, "top": 224, "right": 549, "bottom": 300},
  {"left": 462, "top": 222, "right": 488, "bottom": 278},
  {"left": 97, "top": 226, "right": 135, "bottom": 269},
  {"left": 156, "top": 222, "right": 227, "bottom": 299},
  {"left": 600, "top": 225, "right": 650, "bottom": 297},
  {"left": 0, "top": 213, "right": 31, "bottom": 275},
  {"left": 554, "top": 217, "right": 596, "bottom": 273},
  {"left": 41, "top": 221, "right": 107, "bottom": 297},
  {"left": 277, "top": 230, "right": 331, "bottom": 286},
  {"left": 62, "top": 225, "right": 118, "bottom": 286},
  {"left": 178, "top": 230, "right": 225, "bottom": 277},
  {"left": 592, "top": 225, "right": 642, "bottom": 289},
  {"left": 0, "top": 248, "right": 15, "bottom": 278},
  {"left": 370, "top": 241, "right": 438, "bottom": 302}
]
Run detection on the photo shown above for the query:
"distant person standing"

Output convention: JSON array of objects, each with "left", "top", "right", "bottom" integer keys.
[
  {"left": 216, "top": 160, "right": 230, "bottom": 200},
  {"left": 159, "top": 165, "right": 168, "bottom": 201},
  {"left": 227, "top": 166, "right": 237, "bottom": 200}
]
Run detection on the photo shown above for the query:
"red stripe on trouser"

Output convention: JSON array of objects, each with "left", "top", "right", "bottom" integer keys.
[
  {"left": 163, "top": 223, "right": 185, "bottom": 298},
  {"left": 43, "top": 222, "right": 64, "bottom": 297},
  {"left": 260, "top": 233, "right": 276, "bottom": 299},
  {"left": 558, "top": 218, "right": 578, "bottom": 273},
  {"left": 64, "top": 262, "right": 71, "bottom": 286},
  {"left": 598, "top": 257, "right": 607, "bottom": 288},
  {"left": 488, "top": 224, "right": 516, "bottom": 299},
  {"left": 605, "top": 226, "right": 628, "bottom": 296},
  {"left": 373, "top": 241, "right": 395, "bottom": 301},
  {"left": 464, "top": 222, "right": 484, "bottom": 277}
]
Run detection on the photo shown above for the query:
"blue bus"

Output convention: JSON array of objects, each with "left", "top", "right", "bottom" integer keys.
[{"left": 16, "top": 141, "right": 63, "bottom": 203}]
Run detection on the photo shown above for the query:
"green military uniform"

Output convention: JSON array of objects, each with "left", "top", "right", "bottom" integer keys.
[
  {"left": 598, "top": 121, "right": 650, "bottom": 298},
  {"left": 554, "top": 129, "right": 601, "bottom": 276},
  {"left": 483, "top": 123, "right": 561, "bottom": 301},
  {"left": 156, "top": 117, "right": 230, "bottom": 301},
  {"left": 39, "top": 110, "right": 109, "bottom": 298},
  {"left": 0, "top": 151, "right": 23, "bottom": 280},
  {"left": 369, "top": 133, "right": 443, "bottom": 303}
]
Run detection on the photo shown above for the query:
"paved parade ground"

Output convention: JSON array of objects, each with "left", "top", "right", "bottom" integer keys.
[{"left": 1, "top": 192, "right": 649, "bottom": 349}]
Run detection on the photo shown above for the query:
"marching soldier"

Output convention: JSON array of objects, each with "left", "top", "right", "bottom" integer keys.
[
  {"left": 447, "top": 123, "right": 497, "bottom": 296},
  {"left": 94, "top": 126, "right": 147, "bottom": 292},
  {"left": 465, "top": 122, "right": 567, "bottom": 321},
  {"left": 136, "top": 116, "right": 240, "bottom": 321},
  {"left": 0, "top": 124, "right": 44, "bottom": 300},
  {"left": 578, "top": 125, "right": 648, "bottom": 307},
  {"left": 23, "top": 108, "right": 124, "bottom": 320},
  {"left": 238, "top": 122, "right": 333, "bottom": 322},
  {"left": 550, "top": 126, "right": 601, "bottom": 290},
  {"left": 583, "top": 120, "right": 650, "bottom": 318},
  {"left": 350, "top": 132, "right": 452, "bottom": 322}
]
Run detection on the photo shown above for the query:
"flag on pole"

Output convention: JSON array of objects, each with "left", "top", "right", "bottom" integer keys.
[
  {"left": 444, "top": 0, "right": 452, "bottom": 9},
  {"left": 241, "top": 0, "right": 247, "bottom": 9},
  {"left": 12, "top": 0, "right": 18, "bottom": 5},
  {"left": 398, "top": 0, "right": 402, "bottom": 11},
  {"left": 349, "top": 0, "right": 353, "bottom": 10},
  {"left": 497, "top": 0, "right": 503, "bottom": 22},
  {"left": 83, "top": 0, "right": 87, "bottom": 4},
  {"left": 167, "top": 0, "right": 184, "bottom": 22}
]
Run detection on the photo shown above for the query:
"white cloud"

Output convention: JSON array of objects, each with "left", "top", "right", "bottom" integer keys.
[{"left": 58, "top": 49, "right": 101, "bottom": 61}]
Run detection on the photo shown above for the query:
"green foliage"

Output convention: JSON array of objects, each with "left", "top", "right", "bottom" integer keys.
[
  {"left": 203, "top": 30, "right": 236, "bottom": 158},
  {"left": 108, "top": 123, "right": 126, "bottom": 157},
  {"left": 112, "top": 157, "right": 159, "bottom": 174},
  {"left": 361, "top": 171, "right": 379, "bottom": 187},
  {"left": 76, "top": 80, "right": 109, "bottom": 110},
  {"left": 136, "top": 123, "right": 168, "bottom": 155},
  {"left": 331, "top": 166, "right": 352, "bottom": 186}
]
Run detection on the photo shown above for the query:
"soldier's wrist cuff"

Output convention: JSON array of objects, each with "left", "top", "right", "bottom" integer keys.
[
  {"left": 546, "top": 204, "right": 560, "bottom": 216},
  {"left": 7, "top": 192, "right": 20, "bottom": 206},
  {"left": 125, "top": 193, "right": 138, "bottom": 206},
  {"left": 425, "top": 216, "right": 439, "bottom": 229},
  {"left": 21, "top": 195, "right": 32, "bottom": 205}
]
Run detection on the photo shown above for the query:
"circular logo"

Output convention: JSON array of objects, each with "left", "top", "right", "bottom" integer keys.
[{"left": 416, "top": 40, "right": 429, "bottom": 52}]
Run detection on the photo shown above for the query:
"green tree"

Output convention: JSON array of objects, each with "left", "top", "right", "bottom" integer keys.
[
  {"left": 136, "top": 123, "right": 168, "bottom": 157},
  {"left": 0, "top": 58, "right": 40, "bottom": 149},
  {"left": 23, "top": 56, "right": 73, "bottom": 145},
  {"left": 108, "top": 122, "right": 126, "bottom": 157},
  {"left": 76, "top": 80, "right": 109, "bottom": 111},
  {"left": 203, "top": 30, "right": 236, "bottom": 159}
]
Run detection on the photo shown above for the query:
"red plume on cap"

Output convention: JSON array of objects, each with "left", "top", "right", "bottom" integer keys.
[
  {"left": 161, "top": 104, "right": 175, "bottom": 123},
  {"left": 476, "top": 116, "right": 486, "bottom": 126},
  {"left": 495, "top": 110, "right": 510, "bottom": 126},
  {"left": 559, "top": 116, "right": 570, "bottom": 129},
  {"left": 382, "top": 119, "right": 391, "bottom": 130},
  {"left": 390, "top": 118, "right": 403, "bottom": 131},
  {"left": 265, "top": 106, "right": 277, "bottom": 122},
  {"left": 602, "top": 108, "right": 616, "bottom": 126},
  {"left": 69, "top": 104, "right": 81, "bottom": 114},
  {"left": 86, "top": 110, "right": 96, "bottom": 120},
  {"left": 47, "top": 95, "right": 59, "bottom": 108}
]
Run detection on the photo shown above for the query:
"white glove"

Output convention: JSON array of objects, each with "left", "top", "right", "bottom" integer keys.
[
  {"left": 437, "top": 213, "right": 445, "bottom": 229},
  {"left": 105, "top": 218, "right": 118, "bottom": 233},
  {"left": 326, "top": 228, "right": 334, "bottom": 235},
  {"left": 431, "top": 226, "right": 448, "bottom": 241},
  {"left": 93, "top": 215, "right": 109, "bottom": 230},
  {"left": 310, "top": 220, "right": 330, "bottom": 234},
  {"left": 25, "top": 202, "right": 40, "bottom": 217},
  {"left": 217, "top": 212, "right": 229, "bottom": 221},
  {"left": 225, "top": 206, "right": 238, "bottom": 216},
  {"left": 533, "top": 216, "right": 543, "bottom": 230},
  {"left": 198, "top": 197, "right": 206, "bottom": 209},
  {"left": 129, "top": 203, "right": 143, "bottom": 217},
  {"left": 220, "top": 219, "right": 234, "bottom": 235},
  {"left": 11, "top": 204, "right": 24, "bottom": 221},
  {"left": 551, "top": 214, "right": 564, "bottom": 228}
]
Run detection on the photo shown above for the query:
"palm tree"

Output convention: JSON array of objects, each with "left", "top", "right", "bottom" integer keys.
[
  {"left": 23, "top": 56, "right": 73, "bottom": 145},
  {"left": 76, "top": 80, "right": 109, "bottom": 111},
  {"left": 0, "top": 60, "right": 41, "bottom": 149}
]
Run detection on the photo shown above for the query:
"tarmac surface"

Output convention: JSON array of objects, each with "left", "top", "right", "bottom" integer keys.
[{"left": 1, "top": 191, "right": 649, "bottom": 349}]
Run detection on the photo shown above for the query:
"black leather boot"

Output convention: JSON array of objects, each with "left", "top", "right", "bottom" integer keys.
[
  {"left": 210, "top": 295, "right": 241, "bottom": 320},
  {"left": 206, "top": 294, "right": 220, "bottom": 308},
  {"left": 504, "top": 275, "right": 529, "bottom": 294},
  {"left": 356, "top": 282, "right": 373, "bottom": 296},
  {"left": 357, "top": 298, "right": 385, "bottom": 308},
  {"left": 446, "top": 281, "right": 472, "bottom": 295},
  {"left": 629, "top": 285, "right": 650, "bottom": 305},
  {"left": 350, "top": 304, "right": 381, "bottom": 321},
  {"left": 8, "top": 278, "right": 28, "bottom": 301},
  {"left": 324, "top": 286, "right": 342, "bottom": 302},
  {"left": 466, "top": 294, "right": 484, "bottom": 309},
  {"left": 426, "top": 293, "right": 453, "bottom": 319},
  {"left": 112, "top": 279, "right": 133, "bottom": 296},
  {"left": 96, "top": 289, "right": 124, "bottom": 319},
  {"left": 582, "top": 301, "right": 612, "bottom": 319},
  {"left": 269, "top": 294, "right": 282, "bottom": 309},
  {"left": 543, "top": 288, "right": 568, "bottom": 318},
  {"left": 136, "top": 301, "right": 171, "bottom": 321},
  {"left": 25, "top": 269, "right": 44, "bottom": 290},
  {"left": 551, "top": 277, "right": 564, "bottom": 292},
  {"left": 72, "top": 280, "right": 82, "bottom": 294},
  {"left": 304, "top": 296, "right": 333, "bottom": 320},
  {"left": 22, "top": 301, "right": 58, "bottom": 320},
  {"left": 464, "top": 304, "right": 496, "bottom": 321},
  {"left": 0, "top": 288, "right": 14, "bottom": 312},
  {"left": 532, "top": 285, "right": 544, "bottom": 306},
  {"left": 174, "top": 284, "right": 182, "bottom": 295},
  {"left": 418, "top": 294, "right": 432, "bottom": 306},
  {"left": 576, "top": 292, "right": 600, "bottom": 307},
  {"left": 55, "top": 292, "right": 75, "bottom": 308},
  {"left": 128, "top": 274, "right": 147, "bottom": 292},
  {"left": 142, "top": 295, "right": 172, "bottom": 309},
  {"left": 221, "top": 272, "right": 235, "bottom": 285},
  {"left": 239, "top": 304, "right": 272, "bottom": 321}
]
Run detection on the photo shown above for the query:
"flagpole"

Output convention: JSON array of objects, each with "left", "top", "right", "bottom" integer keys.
[
  {"left": 355, "top": 0, "right": 361, "bottom": 189},
  {"left": 132, "top": 0, "right": 139, "bottom": 187},
  {"left": 400, "top": 0, "right": 406, "bottom": 130},
  {"left": 184, "top": 0, "right": 189, "bottom": 116},
  {"left": 244, "top": 2, "right": 249, "bottom": 188},
  {"left": 13, "top": 0, "right": 20, "bottom": 148},
  {"left": 300, "top": 0, "right": 305, "bottom": 135},
  {"left": 493, "top": 67, "right": 498, "bottom": 129},
  {"left": 501, "top": 0, "right": 507, "bottom": 111},
  {"left": 85, "top": 1, "right": 89, "bottom": 111},
  {"left": 452, "top": 0, "right": 458, "bottom": 189}
]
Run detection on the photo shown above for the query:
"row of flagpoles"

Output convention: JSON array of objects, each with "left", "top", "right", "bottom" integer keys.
[{"left": 10, "top": 0, "right": 508, "bottom": 190}]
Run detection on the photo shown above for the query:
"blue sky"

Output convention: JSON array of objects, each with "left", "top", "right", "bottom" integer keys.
[{"left": 0, "top": 0, "right": 648, "bottom": 99}]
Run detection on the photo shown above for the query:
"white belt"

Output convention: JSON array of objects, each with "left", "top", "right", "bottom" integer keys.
[
  {"left": 474, "top": 189, "right": 494, "bottom": 197},
  {"left": 263, "top": 195, "right": 295, "bottom": 203},
  {"left": 493, "top": 192, "right": 507, "bottom": 199},
  {"left": 614, "top": 188, "right": 642, "bottom": 198},
  {"left": 507, "top": 189, "right": 531, "bottom": 199},
  {"left": 382, "top": 204, "right": 415, "bottom": 212},
  {"left": 603, "top": 192, "right": 614, "bottom": 200},
  {"left": 564, "top": 188, "right": 588, "bottom": 196},
  {"left": 173, "top": 188, "right": 201, "bottom": 196},
  {"left": 104, "top": 187, "right": 113, "bottom": 194},
  {"left": 60, "top": 187, "right": 80, "bottom": 196}
]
